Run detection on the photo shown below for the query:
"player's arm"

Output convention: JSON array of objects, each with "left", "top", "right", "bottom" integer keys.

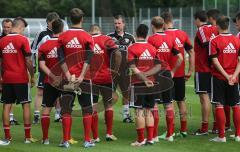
[
  {"left": 171, "top": 49, "right": 183, "bottom": 77},
  {"left": 230, "top": 54, "right": 240, "bottom": 85},
  {"left": 57, "top": 45, "right": 72, "bottom": 81},
  {"left": 144, "top": 58, "right": 161, "bottom": 77},
  {"left": 25, "top": 56, "right": 35, "bottom": 87},
  {"left": 129, "top": 64, "right": 153, "bottom": 87},
  {"left": 212, "top": 57, "right": 230, "bottom": 79},
  {"left": 184, "top": 37, "right": 195, "bottom": 80},
  {"left": 76, "top": 42, "right": 94, "bottom": 83}
]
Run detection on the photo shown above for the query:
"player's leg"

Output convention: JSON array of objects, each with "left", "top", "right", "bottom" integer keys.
[
  {"left": 209, "top": 76, "right": 226, "bottom": 142},
  {"left": 33, "top": 71, "right": 45, "bottom": 124},
  {"left": 144, "top": 95, "right": 155, "bottom": 145},
  {"left": 59, "top": 92, "right": 75, "bottom": 148},
  {"left": 100, "top": 84, "right": 118, "bottom": 141},
  {"left": 174, "top": 77, "right": 188, "bottom": 137},
  {"left": 15, "top": 84, "right": 37, "bottom": 143},
  {"left": 152, "top": 104, "right": 159, "bottom": 142},
  {"left": 91, "top": 90, "right": 100, "bottom": 143},
  {"left": 78, "top": 80, "right": 95, "bottom": 148},
  {"left": 227, "top": 83, "right": 240, "bottom": 142},
  {"left": 0, "top": 84, "right": 16, "bottom": 145},
  {"left": 9, "top": 105, "right": 19, "bottom": 125},
  {"left": 54, "top": 99, "right": 61, "bottom": 122},
  {"left": 41, "top": 83, "right": 60, "bottom": 144},
  {"left": 194, "top": 72, "right": 211, "bottom": 135}
]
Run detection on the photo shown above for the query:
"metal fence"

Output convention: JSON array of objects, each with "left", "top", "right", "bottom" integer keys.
[{"left": 1, "top": 5, "right": 240, "bottom": 41}]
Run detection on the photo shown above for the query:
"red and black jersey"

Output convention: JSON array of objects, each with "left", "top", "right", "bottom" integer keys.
[
  {"left": 38, "top": 38, "right": 59, "bottom": 84},
  {"left": 148, "top": 32, "right": 179, "bottom": 71},
  {"left": 0, "top": 33, "right": 31, "bottom": 83},
  {"left": 209, "top": 33, "right": 240, "bottom": 81},
  {"left": 128, "top": 41, "right": 158, "bottom": 84},
  {"left": 57, "top": 28, "right": 94, "bottom": 79},
  {"left": 194, "top": 24, "right": 218, "bottom": 72},
  {"left": 165, "top": 28, "right": 193, "bottom": 77},
  {"left": 91, "top": 34, "right": 118, "bottom": 84}
]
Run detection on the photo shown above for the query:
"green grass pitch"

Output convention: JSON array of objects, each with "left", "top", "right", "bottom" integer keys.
[{"left": 0, "top": 77, "right": 240, "bottom": 152}]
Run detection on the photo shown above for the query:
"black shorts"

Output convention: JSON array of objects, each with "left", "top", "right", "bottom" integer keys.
[
  {"left": 61, "top": 80, "right": 94, "bottom": 109},
  {"left": 130, "top": 83, "right": 155, "bottom": 109},
  {"left": 155, "top": 70, "right": 173, "bottom": 104},
  {"left": 172, "top": 77, "right": 185, "bottom": 102},
  {"left": 211, "top": 76, "right": 240, "bottom": 106},
  {"left": 37, "top": 70, "right": 45, "bottom": 88},
  {"left": 92, "top": 84, "right": 113, "bottom": 107},
  {"left": 194, "top": 72, "right": 211, "bottom": 94},
  {"left": 1, "top": 83, "right": 31, "bottom": 104},
  {"left": 42, "top": 83, "right": 61, "bottom": 107}
]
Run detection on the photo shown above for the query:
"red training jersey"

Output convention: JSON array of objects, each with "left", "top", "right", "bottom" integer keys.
[
  {"left": 148, "top": 32, "right": 179, "bottom": 71},
  {"left": 38, "top": 38, "right": 59, "bottom": 84},
  {"left": 209, "top": 33, "right": 240, "bottom": 81},
  {"left": 0, "top": 33, "right": 31, "bottom": 83},
  {"left": 165, "top": 28, "right": 193, "bottom": 77},
  {"left": 57, "top": 28, "right": 94, "bottom": 79},
  {"left": 194, "top": 24, "right": 218, "bottom": 72},
  {"left": 128, "top": 41, "right": 158, "bottom": 84},
  {"left": 91, "top": 34, "right": 118, "bottom": 84}
]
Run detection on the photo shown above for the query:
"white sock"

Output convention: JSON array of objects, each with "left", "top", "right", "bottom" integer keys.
[
  {"left": 10, "top": 113, "right": 14, "bottom": 121},
  {"left": 123, "top": 104, "right": 130, "bottom": 118},
  {"left": 34, "top": 111, "right": 40, "bottom": 116}
]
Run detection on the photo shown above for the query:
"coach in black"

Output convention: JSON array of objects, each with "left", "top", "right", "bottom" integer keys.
[{"left": 107, "top": 15, "right": 135, "bottom": 123}]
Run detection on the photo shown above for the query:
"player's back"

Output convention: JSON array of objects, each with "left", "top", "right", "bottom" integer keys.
[
  {"left": 128, "top": 42, "right": 157, "bottom": 83},
  {"left": 210, "top": 33, "right": 240, "bottom": 80},
  {"left": 0, "top": 34, "right": 31, "bottom": 83},
  {"left": 148, "top": 32, "right": 178, "bottom": 71},
  {"left": 165, "top": 29, "right": 192, "bottom": 77},
  {"left": 194, "top": 24, "right": 218, "bottom": 72},
  {"left": 91, "top": 34, "right": 116, "bottom": 84},
  {"left": 58, "top": 28, "right": 94, "bottom": 77}
]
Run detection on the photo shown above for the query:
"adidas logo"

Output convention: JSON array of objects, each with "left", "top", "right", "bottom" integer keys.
[
  {"left": 175, "top": 38, "right": 183, "bottom": 47},
  {"left": 66, "top": 37, "right": 82, "bottom": 48},
  {"left": 139, "top": 49, "right": 153, "bottom": 60},
  {"left": 2, "top": 42, "right": 17, "bottom": 53},
  {"left": 158, "top": 42, "right": 170, "bottom": 52},
  {"left": 94, "top": 44, "right": 104, "bottom": 54},
  {"left": 223, "top": 43, "right": 236, "bottom": 53},
  {"left": 47, "top": 47, "right": 58, "bottom": 58}
]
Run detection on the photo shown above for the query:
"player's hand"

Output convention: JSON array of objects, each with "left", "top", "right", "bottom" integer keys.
[
  {"left": 52, "top": 75, "right": 61, "bottom": 87},
  {"left": 30, "top": 77, "right": 35, "bottom": 88},
  {"left": 185, "top": 71, "right": 192, "bottom": 81},
  {"left": 170, "top": 71, "right": 174, "bottom": 78},
  {"left": 76, "top": 75, "right": 84, "bottom": 84},
  {"left": 144, "top": 80, "right": 154, "bottom": 87},
  {"left": 228, "top": 75, "right": 236, "bottom": 86}
]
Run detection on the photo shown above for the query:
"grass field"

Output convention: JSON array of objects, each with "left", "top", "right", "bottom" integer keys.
[{"left": 0, "top": 77, "right": 240, "bottom": 152}]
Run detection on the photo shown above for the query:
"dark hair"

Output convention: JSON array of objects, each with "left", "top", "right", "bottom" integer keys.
[
  {"left": 194, "top": 10, "right": 207, "bottom": 22},
  {"left": 216, "top": 16, "right": 229, "bottom": 30},
  {"left": 114, "top": 14, "right": 125, "bottom": 23},
  {"left": 151, "top": 16, "right": 164, "bottom": 29},
  {"left": 46, "top": 12, "right": 60, "bottom": 23},
  {"left": 161, "top": 11, "right": 173, "bottom": 24},
  {"left": 207, "top": 9, "right": 220, "bottom": 20},
  {"left": 13, "top": 17, "right": 28, "bottom": 27},
  {"left": 70, "top": 8, "right": 84, "bottom": 24},
  {"left": 233, "top": 12, "right": 240, "bottom": 23},
  {"left": 52, "top": 19, "right": 64, "bottom": 34},
  {"left": 2, "top": 18, "right": 13, "bottom": 25},
  {"left": 136, "top": 24, "right": 148, "bottom": 38}
]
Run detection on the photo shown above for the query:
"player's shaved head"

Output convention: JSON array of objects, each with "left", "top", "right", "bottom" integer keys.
[
  {"left": 12, "top": 17, "right": 28, "bottom": 28},
  {"left": 70, "top": 8, "right": 84, "bottom": 25},
  {"left": 217, "top": 15, "right": 229, "bottom": 30},
  {"left": 151, "top": 16, "right": 164, "bottom": 29},
  {"left": 89, "top": 24, "right": 101, "bottom": 34},
  {"left": 161, "top": 12, "right": 173, "bottom": 24}
]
